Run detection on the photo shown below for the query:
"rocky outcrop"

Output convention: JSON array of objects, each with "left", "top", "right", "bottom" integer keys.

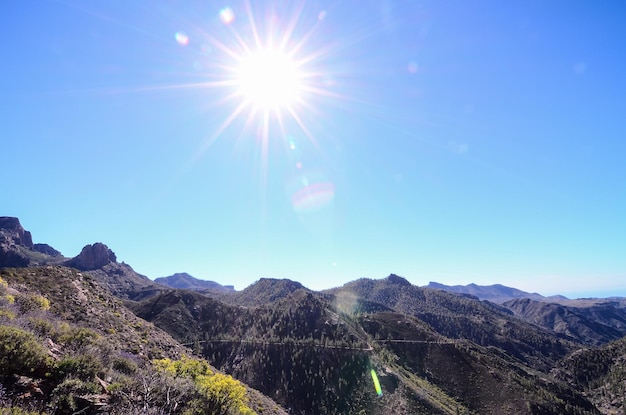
[
  {"left": 387, "top": 273, "right": 412, "bottom": 286},
  {"left": 66, "top": 243, "right": 117, "bottom": 271},
  {"left": 33, "top": 243, "right": 62, "bottom": 257},
  {"left": 0, "top": 216, "right": 34, "bottom": 248},
  {"left": 1, "top": 217, "right": 34, "bottom": 267}
]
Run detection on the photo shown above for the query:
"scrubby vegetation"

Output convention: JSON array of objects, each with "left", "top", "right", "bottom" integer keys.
[
  {"left": 132, "top": 278, "right": 605, "bottom": 414},
  {"left": 1, "top": 265, "right": 625, "bottom": 414},
  {"left": 0, "top": 267, "right": 279, "bottom": 415}
]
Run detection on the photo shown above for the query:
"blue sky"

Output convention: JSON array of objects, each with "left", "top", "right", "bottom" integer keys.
[{"left": 2, "top": 0, "right": 625, "bottom": 297}]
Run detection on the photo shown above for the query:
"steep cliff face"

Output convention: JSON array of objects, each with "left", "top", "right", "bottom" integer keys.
[
  {"left": 0, "top": 216, "right": 33, "bottom": 248},
  {"left": 0, "top": 217, "right": 62, "bottom": 267},
  {"left": 66, "top": 242, "right": 117, "bottom": 271}
]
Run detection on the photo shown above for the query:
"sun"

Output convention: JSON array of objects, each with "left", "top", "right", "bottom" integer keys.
[
  {"left": 172, "top": 2, "right": 350, "bottom": 170},
  {"left": 235, "top": 47, "right": 303, "bottom": 113}
]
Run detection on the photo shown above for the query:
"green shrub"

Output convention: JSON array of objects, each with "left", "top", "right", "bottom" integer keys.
[
  {"left": 14, "top": 293, "right": 49, "bottom": 314},
  {"left": 0, "top": 325, "right": 50, "bottom": 377},
  {"left": 26, "top": 317, "right": 55, "bottom": 337},
  {"left": 51, "top": 379, "right": 100, "bottom": 414},
  {"left": 0, "top": 309, "right": 16, "bottom": 321},
  {"left": 111, "top": 356, "right": 138, "bottom": 375},
  {"left": 53, "top": 354, "right": 103, "bottom": 382},
  {"left": 58, "top": 326, "right": 99, "bottom": 349},
  {"left": 154, "top": 356, "right": 256, "bottom": 415}
]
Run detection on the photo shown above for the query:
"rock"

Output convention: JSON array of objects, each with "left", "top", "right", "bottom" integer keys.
[
  {"left": 34, "top": 243, "right": 62, "bottom": 257},
  {"left": 0, "top": 217, "right": 66, "bottom": 267},
  {"left": 67, "top": 243, "right": 117, "bottom": 271},
  {"left": 386, "top": 274, "right": 411, "bottom": 286},
  {"left": 0, "top": 216, "right": 33, "bottom": 248}
]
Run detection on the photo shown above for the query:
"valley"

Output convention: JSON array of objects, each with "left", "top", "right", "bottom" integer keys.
[{"left": 1, "top": 217, "right": 625, "bottom": 414}]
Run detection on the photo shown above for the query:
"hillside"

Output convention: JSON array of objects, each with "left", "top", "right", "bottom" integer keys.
[
  {"left": 0, "top": 266, "right": 287, "bottom": 415},
  {"left": 132, "top": 280, "right": 600, "bottom": 414},
  {"left": 214, "top": 277, "right": 308, "bottom": 306},
  {"left": 327, "top": 274, "right": 576, "bottom": 372},
  {"left": 555, "top": 335, "right": 626, "bottom": 414},
  {"left": 505, "top": 298, "right": 626, "bottom": 346},
  {"left": 2, "top": 217, "right": 626, "bottom": 414}
]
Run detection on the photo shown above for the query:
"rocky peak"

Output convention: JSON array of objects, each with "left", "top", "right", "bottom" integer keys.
[
  {"left": 386, "top": 273, "right": 411, "bottom": 286},
  {"left": 0, "top": 216, "right": 34, "bottom": 248},
  {"left": 67, "top": 243, "right": 117, "bottom": 271}
]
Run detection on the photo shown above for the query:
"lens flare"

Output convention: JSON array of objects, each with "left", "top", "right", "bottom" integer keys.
[
  {"left": 370, "top": 369, "right": 383, "bottom": 397},
  {"left": 174, "top": 32, "right": 189, "bottom": 46},
  {"left": 291, "top": 182, "right": 334, "bottom": 212},
  {"left": 220, "top": 7, "right": 235, "bottom": 25}
]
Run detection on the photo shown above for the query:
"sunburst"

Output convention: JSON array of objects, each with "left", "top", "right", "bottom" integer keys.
[{"left": 188, "top": 1, "right": 343, "bottom": 165}]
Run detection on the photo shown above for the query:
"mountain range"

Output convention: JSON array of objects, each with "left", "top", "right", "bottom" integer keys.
[
  {"left": 425, "top": 281, "right": 570, "bottom": 303},
  {"left": 2, "top": 216, "right": 626, "bottom": 414}
]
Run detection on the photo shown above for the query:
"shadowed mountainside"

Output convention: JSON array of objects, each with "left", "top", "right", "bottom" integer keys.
[
  {"left": 326, "top": 274, "right": 576, "bottom": 372},
  {"left": 555, "top": 335, "right": 626, "bottom": 414},
  {"left": 504, "top": 298, "right": 626, "bottom": 346},
  {"left": 131, "top": 278, "right": 599, "bottom": 414}
]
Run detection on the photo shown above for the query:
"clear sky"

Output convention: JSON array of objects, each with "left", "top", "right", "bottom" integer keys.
[{"left": 2, "top": 1, "right": 625, "bottom": 297}]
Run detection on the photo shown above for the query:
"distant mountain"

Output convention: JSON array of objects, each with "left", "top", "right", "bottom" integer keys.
[
  {"left": 0, "top": 216, "right": 66, "bottom": 267},
  {"left": 504, "top": 298, "right": 626, "bottom": 346},
  {"left": 64, "top": 242, "right": 158, "bottom": 300},
  {"left": 0, "top": 218, "right": 158, "bottom": 300},
  {"left": 215, "top": 277, "right": 307, "bottom": 307},
  {"left": 327, "top": 274, "right": 575, "bottom": 372},
  {"left": 154, "top": 272, "right": 235, "bottom": 292},
  {"left": 426, "top": 281, "right": 569, "bottom": 303}
]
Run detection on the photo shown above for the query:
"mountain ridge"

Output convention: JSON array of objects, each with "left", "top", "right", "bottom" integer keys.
[
  {"left": 155, "top": 272, "right": 235, "bottom": 292},
  {"left": 2, "top": 216, "right": 626, "bottom": 414},
  {"left": 426, "top": 281, "right": 570, "bottom": 304}
]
